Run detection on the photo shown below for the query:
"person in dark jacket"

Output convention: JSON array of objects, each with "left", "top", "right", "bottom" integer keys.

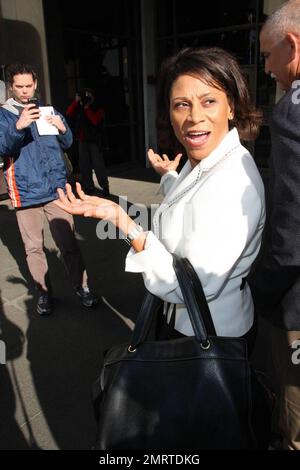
[
  {"left": 0, "top": 63, "right": 98, "bottom": 315},
  {"left": 66, "top": 88, "right": 110, "bottom": 196},
  {"left": 249, "top": 0, "right": 300, "bottom": 450}
]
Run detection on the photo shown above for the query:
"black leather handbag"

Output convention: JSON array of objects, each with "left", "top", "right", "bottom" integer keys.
[{"left": 93, "top": 256, "right": 273, "bottom": 450}]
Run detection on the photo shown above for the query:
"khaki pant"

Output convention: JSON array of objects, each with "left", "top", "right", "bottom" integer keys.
[
  {"left": 16, "top": 200, "right": 87, "bottom": 293},
  {"left": 272, "top": 326, "right": 300, "bottom": 450}
]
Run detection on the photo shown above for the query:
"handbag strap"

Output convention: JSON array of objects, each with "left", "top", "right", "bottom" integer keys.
[
  {"left": 130, "top": 255, "right": 216, "bottom": 349},
  {"left": 130, "top": 292, "right": 162, "bottom": 348},
  {"left": 172, "top": 255, "right": 216, "bottom": 337}
]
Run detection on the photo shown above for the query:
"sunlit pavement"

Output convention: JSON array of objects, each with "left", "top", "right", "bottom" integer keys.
[{"left": 0, "top": 164, "right": 162, "bottom": 450}]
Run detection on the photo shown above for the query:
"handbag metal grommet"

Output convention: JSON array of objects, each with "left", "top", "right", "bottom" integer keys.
[
  {"left": 200, "top": 340, "right": 211, "bottom": 350},
  {"left": 127, "top": 345, "right": 137, "bottom": 353}
]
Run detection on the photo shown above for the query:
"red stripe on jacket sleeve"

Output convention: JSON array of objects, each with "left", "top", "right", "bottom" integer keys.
[{"left": 6, "top": 158, "right": 22, "bottom": 207}]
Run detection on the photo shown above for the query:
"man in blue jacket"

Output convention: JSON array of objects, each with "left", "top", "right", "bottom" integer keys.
[{"left": 0, "top": 63, "right": 98, "bottom": 315}]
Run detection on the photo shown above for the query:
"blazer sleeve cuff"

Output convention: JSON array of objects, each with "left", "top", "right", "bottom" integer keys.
[{"left": 125, "top": 231, "right": 172, "bottom": 273}]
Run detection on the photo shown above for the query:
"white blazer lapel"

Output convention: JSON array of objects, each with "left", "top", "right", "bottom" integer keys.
[
  {"left": 160, "top": 129, "right": 240, "bottom": 208},
  {"left": 164, "top": 162, "right": 202, "bottom": 208},
  {"left": 153, "top": 128, "right": 241, "bottom": 235},
  {"left": 153, "top": 161, "right": 202, "bottom": 236}
]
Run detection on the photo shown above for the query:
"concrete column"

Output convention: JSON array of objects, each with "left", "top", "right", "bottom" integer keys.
[
  {"left": 263, "top": 0, "right": 286, "bottom": 15},
  {"left": 0, "top": 0, "right": 51, "bottom": 103},
  {"left": 0, "top": 79, "right": 5, "bottom": 102},
  {"left": 140, "top": 0, "right": 157, "bottom": 165},
  {"left": 0, "top": 78, "right": 6, "bottom": 196}
]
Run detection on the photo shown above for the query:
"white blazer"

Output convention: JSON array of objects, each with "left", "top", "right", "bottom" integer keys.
[{"left": 126, "top": 128, "right": 265, "bottom": 337}]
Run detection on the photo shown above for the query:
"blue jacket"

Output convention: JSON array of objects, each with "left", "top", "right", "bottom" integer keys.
[{"left": 0, "top": 100, "right": 72, "bottom": 208}]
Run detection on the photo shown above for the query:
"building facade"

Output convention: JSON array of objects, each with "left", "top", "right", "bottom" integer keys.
[{"left": 0, "top": 0, "right": 287, "bottom": 168}]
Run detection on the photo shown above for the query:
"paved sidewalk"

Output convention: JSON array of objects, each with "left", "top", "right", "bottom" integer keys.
[{"left": 0, "top": 164, "right": 162, "bottom": 450}]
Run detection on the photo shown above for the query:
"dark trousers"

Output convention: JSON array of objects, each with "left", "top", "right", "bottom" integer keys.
[{"left": 78, "top": 141, "right": 109, "bottom": 192}]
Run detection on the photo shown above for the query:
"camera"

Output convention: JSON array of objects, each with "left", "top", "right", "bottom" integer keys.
[{"left": 77, "top": 90, "right": 92, "bottom": 106}]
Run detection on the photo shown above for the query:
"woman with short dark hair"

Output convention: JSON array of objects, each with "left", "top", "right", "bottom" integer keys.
[{"left": 56, "top": 46, "right": 265, "bottom": 353}]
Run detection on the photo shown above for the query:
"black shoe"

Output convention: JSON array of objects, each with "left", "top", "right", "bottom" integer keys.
[
  {"left": 37, "top": 292, "right": 52, "bottom": 316},
  {"left": 76, "top": 286, "right": 99, "bottom": 307}
]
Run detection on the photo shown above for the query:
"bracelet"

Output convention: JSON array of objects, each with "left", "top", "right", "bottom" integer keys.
[{"left": 123, "top": 224, "right": 144, "bottom": 245}]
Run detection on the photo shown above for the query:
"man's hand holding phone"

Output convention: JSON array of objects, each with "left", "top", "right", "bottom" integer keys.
[{"left": 16, "top": 98, "right": 41, "bottom": 131}]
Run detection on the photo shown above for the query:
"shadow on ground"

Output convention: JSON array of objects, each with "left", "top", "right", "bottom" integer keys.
[{"left": 0, "top": 201, "right": 146, "bottom": 449}]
